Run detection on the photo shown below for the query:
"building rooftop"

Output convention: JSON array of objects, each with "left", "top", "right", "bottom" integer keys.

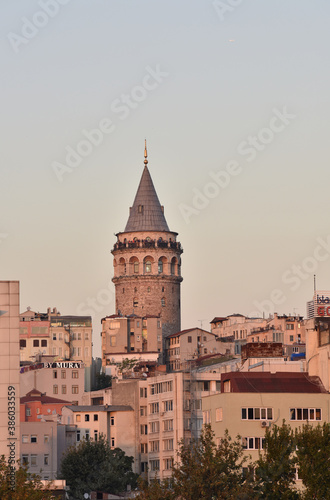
[
  {"left": 124, "top": 157, "right": 170, "bottom": 232},
  {"left": 167, "top": 327, "right": 216, "bottom": 339},
  {"left": 66, "top": 405, "right": 133, "bottom": 412},
  {"left": 21, "top": 389, "right": 70, "bottom": 405},
  {"left": 221, "top": 372, "right": 327, "bottom": 393}
]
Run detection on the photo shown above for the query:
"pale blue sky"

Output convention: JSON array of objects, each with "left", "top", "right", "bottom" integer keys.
[{"left": 1, "top": 1, "right": 330, "bottom": 355}]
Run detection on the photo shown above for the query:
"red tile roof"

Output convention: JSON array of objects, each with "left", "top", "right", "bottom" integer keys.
[
  {"left": 221, "top": 372, "right": 327, "bottom": 393},
  {"left": 167, "top": 327, "right": 216, "bottom": 339},
  {"left": 21, "top": 389, "right": 70, "bottom": 405}
]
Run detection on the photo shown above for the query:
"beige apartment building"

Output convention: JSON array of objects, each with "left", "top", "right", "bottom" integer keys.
[
  {"left": 165, "top": 328, "right": 219, "bottom": 371},
  {"left": 101, "top": 313, "right": 162, "bottom": 365},
  {"left": 0, "top": 281, "right": 20, "bottom": 469},
  {"left": 20, "top": 361, "right": 85, "bottom": 405},
  {"left": 202, "top": 371, "right": 329, "bottom": 473},
  {"left": 19, "top": 308, "right": 92, "bottom": 366}
]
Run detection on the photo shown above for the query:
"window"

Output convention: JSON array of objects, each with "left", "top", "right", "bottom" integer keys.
[
  {"left": 163, "top": 458, "right": 173, "bottom": 470},
  {"left": 145, "top": 261, "right": 151, "bottom": 273},
  {"left": 286, "top": 324, "right": 294, "bottom": 330},
  {"left": 85, "top": 431, "right": 90, "bottom": 440},
  {"left": 52, "top": 347, "right": 57, "bottom": 355},
  {"left": 216, "top": 407, "right": 223, "bottom": 421},
  {"left": 203, "top": 410, "right": 211, "bottom": 424},
  {"left": 188, "top": 336, "right": 192, "bottom": 343},
  {"left": 141, "top": 443, "right": 148, "bottom": 453},
  {"left": 163, "top": 419, "right": 174, "bottom": 432},
  {"left": 53, "top": 385, "right": 58, "bottom": 394},
  {"left": 22, "top": 435, "right": 28, "bottom": 443},
  {"left": 26, "top": 407, "right": 31, "bottom": 417},
  {"left": 133, "top": 298, "right": 138, "bottom": 307},
  {"left": 76, "top": 415, "right": 81, "bottom": 422},
  {"left": 150, "top": 460, "right": 160, "bottom": 472},
  {"left": 141, "top": 462, "right": 148, "bottom": 473},
  {"left": 150, "top": 402, "right": 159, "bottom": 414},
  {"left": 53, "top": 333, "right": 57, "bottom": 340},
  {"left": 44, "top": 435, "right": 49, "bottom": 443},
  {"left": 78, "top": 332, "right": 82, "bottom": 340},
  {"left": 161, "top": 297, "right": 166, "bottom": 307},
  {"left": 242, "top": 437, "right": 265, "bottom": 450},
  {"left": 94, "top": 431, "right": 98, "bottom": 441},
  {"left": 22, "top": 455, "right": 28, "bottom": 466},
  {"left": 290, "top": 335, "right": 294, "bottom": 342},
  {"left": 150, "top": 440, "right": 159, "bottom": 452},
  {"left": 72, "top": 371, "right": 78, "bottom": 379},
  {"left": 158, "top": 260, "right": 163, "bottom": 273},
  {"left": 85, "top": 414, "right": 90, "bottom": 422},
  {"left": 163, "top": 438, "right": 173, "bottom": 451},
  {"left": 241, "top": 407, "right": 273, "bottom": 420},
  {"left": 110, "top": 336, "right": 116, "bottom": 347},
  {"left": 110, "top": 416, "right": 115, "bottom": 426},
  {"left": 140, "top": 406, "right": 147, "bottom": 416},
  {"left": 31, "top": 435, "right": 37, "bottom": 443},
  {"left": 59, "top": 333, "right": 63, "bottom": 340},
  {"left": 72, "top": 386, "right": 79, "bottom": 394},
  {"left": 290, "top": 408, "right": 321, "bottom": 421},
  {"left": 62, "top": 385, "right": 66, "bottom": 394},
  {"left": 149, "top": 421, "right": 159, "bottom": 433},
  {"left": 20, "top": 339, "right": 26, "bottom": 348},
  {"left": 77, "top": 347, "right": 81, "bottom": 357},
  {"left": 94, "top": 414, "right": 98, "bottom": 421},
  {"left": 30, "top": 455, "right": 37, "bottom": 466},
  {"left": 85, "top": 332, "right": 89, "bottom": 340},
  {"left": 77, "top": 430, "right": 80, "bottom": 442},
  {"left": 40, "top": 339, "right": 47, "bottom": 347},
  {"left": 44, "top": 455, "right": 49, "bottom": 465},
  {"left": 61, "top": 370, "right": 66, "bottom": 379},
  {"left": 163, "top": 400, "right": 173, "bottom": 412},
  {"left": 140, "top": 387, "right": 147, "bottom": 398},
  {"left": 53, "top": 370, "right": 58, "bottom": 379},
  {"left": 134, "top": 262, "right": 139, "bottom": 273},
  {"left": 33, "top": 339, "right": 39, "bottom": 347},
  {"left": 140, "top": 424, "right": 148, "bottom": 435}
]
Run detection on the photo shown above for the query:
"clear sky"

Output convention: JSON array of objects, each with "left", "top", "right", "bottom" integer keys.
[{"left": 2, "top": 1, "right": 330, "bottom": 356}]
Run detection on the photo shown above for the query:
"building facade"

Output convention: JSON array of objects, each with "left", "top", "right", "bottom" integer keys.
[
  {"left": 111, "top": 144, "right": 183, "bottom": 339},
  {"left": 20, "top": 308, "right": 92, "bottom": 366},
  {"left": 0, "top": 281, "right": 20, "bottom": 472}
]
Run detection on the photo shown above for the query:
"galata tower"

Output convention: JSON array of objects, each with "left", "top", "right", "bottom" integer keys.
[{"left": 112, "top": 142, "right": 183, "bottom": 338}]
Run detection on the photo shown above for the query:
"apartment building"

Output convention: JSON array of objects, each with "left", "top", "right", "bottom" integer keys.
[
  {"left": 0, "top": 281, "right": 20, "bottom": 465},
  {"left": 20, "top": 360, "right": 85, "bottom": 405},
  {"left": 19, "top": 308, "right": 92, "bottom": 366},
  {"left": 210, "top": 314, "right": 267, "bottom": 340},
  {"left": 202, "top": 372, "right": 329, "bottom": 470},
  {"left": 165, "top": 328, "right": 219, "bottom": 371},
  {"left": 101, "top": 314, "right": 162, "bottom": 366}
]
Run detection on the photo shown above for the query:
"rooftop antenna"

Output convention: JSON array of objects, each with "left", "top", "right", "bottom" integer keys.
[
  {"left": 198, "top": 319, "right": 207, "bottom": 330},
  {"left": 314, "top": 274, "right": 316, "bottom": 292}
]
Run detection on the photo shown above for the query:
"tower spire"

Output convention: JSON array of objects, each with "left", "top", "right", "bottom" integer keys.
[{"left": 144, "top": 139, "right": 148, "bottom": 165}]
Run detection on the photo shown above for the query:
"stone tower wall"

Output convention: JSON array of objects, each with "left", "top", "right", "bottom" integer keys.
[{"left": 112, "top": 230, "right": 182, "bottom": 337}]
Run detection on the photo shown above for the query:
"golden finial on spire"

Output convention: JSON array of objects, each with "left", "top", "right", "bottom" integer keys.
[{"left": 144, "top": 139, "right": 148, "bottom": 165}]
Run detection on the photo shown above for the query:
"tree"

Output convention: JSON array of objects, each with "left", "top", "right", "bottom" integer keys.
[
  {"left": 295, "top": 423, "right": 330, "bottom": 499},
  {"left": 172, "top": 425, "right": 253, "bottom": 499},
  {"left": 136, "top": 475, "right": 175, "bottom": 500},
  {"left": 93, "top": 372, "right": 112, "bottom": 390},
  {"left": 59, "top": 435, "right": 138, "bottom": 500},
  {"left": 254, "top": 422, "right": 300, "bottom": 499},
  {"left": 0, "top": 455, "right": 54, "bottom": 500}
]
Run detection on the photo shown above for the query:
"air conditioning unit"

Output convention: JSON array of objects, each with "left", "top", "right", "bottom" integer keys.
[{"left": 261, "top": 420, "right": 270, "bottom": 428}]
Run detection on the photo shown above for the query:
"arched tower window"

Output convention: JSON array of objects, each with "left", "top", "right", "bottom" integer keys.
[
  {"left": 161, "top": 297, "right": 166, "bottom": 307},
  {"left": 143, "top": 256, "right": 154, "bottom": 274},
  {"left": 171, "top": 257, "right": 177, "bottom": 275},
  {"left": 119, "top": 258, "right": 126, "bottom": 275},
  {"left": 129, "top": 256, "right": 139, "bottom": 275},
  {"left": 158, "top": 260, "right": 163, "bottom": 274},
  {"left": 133, "top": 298, "right": 138, "bottom": 308},
  {"left": 158, "top": 256, "right": 167, "bottom": 274}
]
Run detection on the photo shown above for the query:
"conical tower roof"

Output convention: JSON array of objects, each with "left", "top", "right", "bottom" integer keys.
[{"left": 124, "top": 144, "right": 170, "bottom": 232}]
